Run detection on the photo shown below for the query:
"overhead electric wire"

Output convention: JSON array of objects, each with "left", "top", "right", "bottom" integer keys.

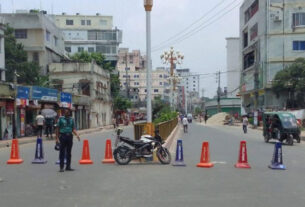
[
  {"left": 152, "top": 0, "right": 242, "bottom": 52},
  {"left": 151, "top": 0, "right": 227, "bottom": 50}
]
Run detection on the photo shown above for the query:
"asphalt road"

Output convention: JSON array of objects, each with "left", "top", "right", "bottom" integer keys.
[{"left": 1, "top": 123, "right": 305, "bottom": 207}]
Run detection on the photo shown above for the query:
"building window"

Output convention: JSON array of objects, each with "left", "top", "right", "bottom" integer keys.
[
  {"left": 244, "top": 0, "right": 259, "bottom": 23},
  {"left": 78, "top": 47, "right": 84, "bottom": 52},
  {"left": 250, "top": 23, "right": 258, "bottom": 41},
  {"left": 154, "top": 89, "right": 159, "bottom": 93},
  {"left": 88, "top": 47, "right": 95, "bottom": 53},
  {"left": 100, "top": 19, "right": 107, "bottom": 26},
  {"left": 15, "top": 29, "right": 27, "bottom": 39},
  {"left": 33, "top": 52, "right": 39, "bottom": 63},
  {"left": 159, "top": 74, "right": 163, "bottom": 78},
  {"left": 243, "top": 30, "right": 248, "bottom": 48},
  {"left": 145, "top": 89, "right": 147, "bottom": 92},
  {"left": 160, "top": 82, "right": 163, "bottom": 85},
  {"left": 87, "top": 20, "right": 91, "bottom": 25},
  {"left": 293, "top": 41, "right": 305, "bottom": 51},
  {"left": 243, "top": 51, "right": 255, "bottom": 69},
  {"left": 54, "top": 36, "right": 58, "bottom": 46},
  {"left": 65, "top": 47, "right": 71, "bottom": 52},
  {"left": 81, "top": 20, "right": 86, "bottom": 25},
  {"left": 293, "top": 13, "right": 305, "bottom": 27},
  {"left": 66, "top": 19, "right": 74, "bottom": 25},
  {"left": 45, "top": 30, "right": 50, "bottom": 41},
  {"left": 0, "top": 37, "right": 1, "bottom": 52}
]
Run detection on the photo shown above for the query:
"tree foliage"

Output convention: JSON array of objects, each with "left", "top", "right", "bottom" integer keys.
[
  {"left": 152, "top": 96, "right": 177, "bottom": 124},
  {"left": 272, "top": 58, "right": 305, "bottom": 108},
  {"left": 69, "top": 51, "right": 114, "bottom": 72},
  {"left": 114, "top": 96, "right": 132, "bottom": 111},
  {"left": 4, "top": 24, "right": 46, "bottom": 85}
]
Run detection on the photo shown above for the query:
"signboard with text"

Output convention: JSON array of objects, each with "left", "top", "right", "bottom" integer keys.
[
  {"left": 60, "top": 92, "right": 72, "bottom": 108},
  {"left": 32, "top": 86, "right": 58, "bottom": 101}
]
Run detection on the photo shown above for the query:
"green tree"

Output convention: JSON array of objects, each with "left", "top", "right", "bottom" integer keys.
[
  {"left": 69, "top": 51, "right": 114, "bottom": 72},
  {"left": 114, "top": 96, "right": 132, "bottom": 111},
  {"left": 272, "top": 58, "right": 305, "bottom": 108},
  {"left": 4, "top": 24, "right": 46, "bottom": 85}
]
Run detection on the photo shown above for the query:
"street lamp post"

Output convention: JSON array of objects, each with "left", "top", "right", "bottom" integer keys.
[
  {"left": 161, "top": 47, "right": 184, "bottom": 110},
  {"left": 144, "top": 0, "right": 153, "bottom": 123}
]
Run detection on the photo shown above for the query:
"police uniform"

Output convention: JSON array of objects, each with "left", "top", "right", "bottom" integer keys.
[{"left": 57, "top": 116, "right": 75, "bottom": 170}]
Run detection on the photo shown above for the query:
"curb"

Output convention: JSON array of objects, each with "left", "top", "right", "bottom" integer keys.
[{"left": 0, "top": 125, "right": 115, "bottom": 149}]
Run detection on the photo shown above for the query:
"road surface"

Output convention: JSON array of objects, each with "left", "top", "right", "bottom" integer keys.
[{"left": 0, "top": 123, "right": 305, "bottom": 207}]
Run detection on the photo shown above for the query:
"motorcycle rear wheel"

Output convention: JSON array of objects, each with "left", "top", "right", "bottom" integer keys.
[
  {"left": 157, "top": 147, "right": 171, "bottom": 164},
  {"left": 114, "top": 146, "right": 132, "bottom": 165}
]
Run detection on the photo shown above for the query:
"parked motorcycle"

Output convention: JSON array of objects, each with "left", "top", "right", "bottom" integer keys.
[{"left": 113, "top": 128, "right": 171, "bottom": 165}]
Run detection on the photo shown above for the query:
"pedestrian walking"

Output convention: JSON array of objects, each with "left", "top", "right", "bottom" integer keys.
[
  {"left": 204, "top": 114, "right": 208, "bottom": 124},
  {"left": 36, "top": 111, "right": 45, "bottom": 138},
  {"left": 242, "top": 115, "right": 248, "bottom": 134},
  {"left": 45, "top": 118, "right": 54, "bottom": 139},
  {"left": 182, "top": 116, "right": 188, "bottom": 133},
  {"left": 56, "top": 108, "right": 80, "bottom": 172}
]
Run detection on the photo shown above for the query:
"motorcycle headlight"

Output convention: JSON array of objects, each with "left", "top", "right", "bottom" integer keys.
[{"left": 151, "top": 142, "right": 155, "bottom": 146}]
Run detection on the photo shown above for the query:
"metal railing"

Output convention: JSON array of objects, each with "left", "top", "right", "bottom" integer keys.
[{"left": 134, "top": 118, "right": 178, "bottom": 141}]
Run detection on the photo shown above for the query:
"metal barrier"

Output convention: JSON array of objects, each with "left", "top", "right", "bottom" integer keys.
[
  {"left": 134, "top": 118, "right": 178, "bottom": 140},
  {"left": 156, "top": 118, "right": 178, "bottom": 141}
]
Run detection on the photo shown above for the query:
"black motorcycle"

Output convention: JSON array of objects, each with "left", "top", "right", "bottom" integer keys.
[{"left": 113, "top": 129, "right": 171, "bottom": 165}]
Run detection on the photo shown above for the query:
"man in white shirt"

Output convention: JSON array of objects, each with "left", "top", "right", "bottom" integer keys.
[
  {"left": 242, "top": 115, "right": 248, "bottom": 134},
  {"left": 182, "top": 116, "right": 188, "bottom": 133},
  {"left": 36, "top": 111, "right": 45, "bottom": 138}
]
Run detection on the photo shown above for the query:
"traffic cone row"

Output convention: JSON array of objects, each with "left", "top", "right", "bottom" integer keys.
[
  {"left": 5, "top": 136, "right": 287, "bottom": 170},
  {"left": 172, "top": 139, "right": 285, "bottom": 170},
  {"left": 5, "top": 138, "right": 116, "bottom": 165}
]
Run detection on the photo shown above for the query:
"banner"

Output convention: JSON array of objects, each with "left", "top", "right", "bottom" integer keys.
[
  {"left": 60, "top": 92, "right": 72, "bottom": 108},
  {"left": 32, "top": 86, "right": 58, "bottom": 101}
]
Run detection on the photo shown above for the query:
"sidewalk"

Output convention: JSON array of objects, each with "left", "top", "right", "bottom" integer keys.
[{"left": 0, "top": 125, "right": 115, "bottom": 149}]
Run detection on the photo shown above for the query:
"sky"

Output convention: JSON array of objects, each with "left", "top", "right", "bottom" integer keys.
[{"left": 0, "top": 0, "right": 242, "bottom": 98}]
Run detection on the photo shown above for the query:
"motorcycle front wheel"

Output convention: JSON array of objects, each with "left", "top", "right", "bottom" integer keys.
[
  {"left": 113, "top": 146, "right": 132, "bottom": 165},
  {"left": 157, "top": 147, "right": 171, "bottom": 164}
]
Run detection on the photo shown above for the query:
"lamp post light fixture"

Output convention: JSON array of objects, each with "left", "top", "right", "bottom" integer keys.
[
  {"left": 161, "top": 47, "right": 184, "bottom": 109},
  {"left": 144, "top": 0, "right": 153, "bottom": 123}
]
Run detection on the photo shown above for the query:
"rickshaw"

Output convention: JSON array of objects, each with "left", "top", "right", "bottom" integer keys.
[{"left": 263, "top": 112, "right": 301, "bottom": 145}]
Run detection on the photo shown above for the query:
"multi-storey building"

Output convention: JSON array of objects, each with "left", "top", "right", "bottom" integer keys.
[
  {"left": 116, "top": 48, "right": 170, "bottom": 103},
  {"left": 0, "top": 10, "right": 65, "bottom": 75},
  {"left": 176, "top": 68, "right": 200, "bottom": 112},
  {"left": 176, "top": 68, "right": 200, "bottom": 94},
  {"left": 53, "top": 13, "right": 122, "bottom": 66},
  {"left": 49, "top": 62, "right": 112, "bottom": 128},
  {"left": 240, "top": 0, "right": 305, "bottom": 111},
  {"left": 226, "top": 37, "right": 241, "bottom": 98},
  {"left": 0, "top": 21, "right": 5, "bottom": 81}
]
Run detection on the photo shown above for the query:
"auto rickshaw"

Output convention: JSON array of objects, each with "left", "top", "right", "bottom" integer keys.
[{"left": 262, "top": 112, "right": 301, "bottom": 145}]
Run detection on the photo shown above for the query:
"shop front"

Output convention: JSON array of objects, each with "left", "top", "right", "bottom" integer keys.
[{"left": 72, "top": 95, "right": 90, "bottom": 130}]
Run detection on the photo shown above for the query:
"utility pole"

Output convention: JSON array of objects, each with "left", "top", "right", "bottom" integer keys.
[
  {"left": 13, "top": 69, "right": 18, "bottom": 138},
  {"left": 144, "top": 0, "right": 153, "bottom": 123},
  {"left": 125, "top": 52, "right": 129, "bottom": 99},
  {"left": 217, "top": 70, "right": 221, "bottom": 113}
]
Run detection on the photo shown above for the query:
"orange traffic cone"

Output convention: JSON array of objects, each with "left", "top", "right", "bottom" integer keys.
[
  {"left": 79, "top": 139, "right": 93, "bottom": 164},
  {"left": 102, "top": 139, "right": 115, "bottom": 164},
  {"left": 235, "top": 140, "right": 251, "bottom": 169},
  {"left": 7, "top": 139, "right": 23, "bottom": 164},
  {"left": 196, "top": 142, "right": 214, "bottom": 168}
]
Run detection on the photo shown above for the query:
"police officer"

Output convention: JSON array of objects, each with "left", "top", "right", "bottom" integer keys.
[{"left": 56, "top": 108, "right": 80, "bottom": 172}]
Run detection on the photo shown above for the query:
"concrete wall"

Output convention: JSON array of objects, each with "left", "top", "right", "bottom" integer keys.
[{"left": 53, "top": 15, "right": 113, "bottom": 30}]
